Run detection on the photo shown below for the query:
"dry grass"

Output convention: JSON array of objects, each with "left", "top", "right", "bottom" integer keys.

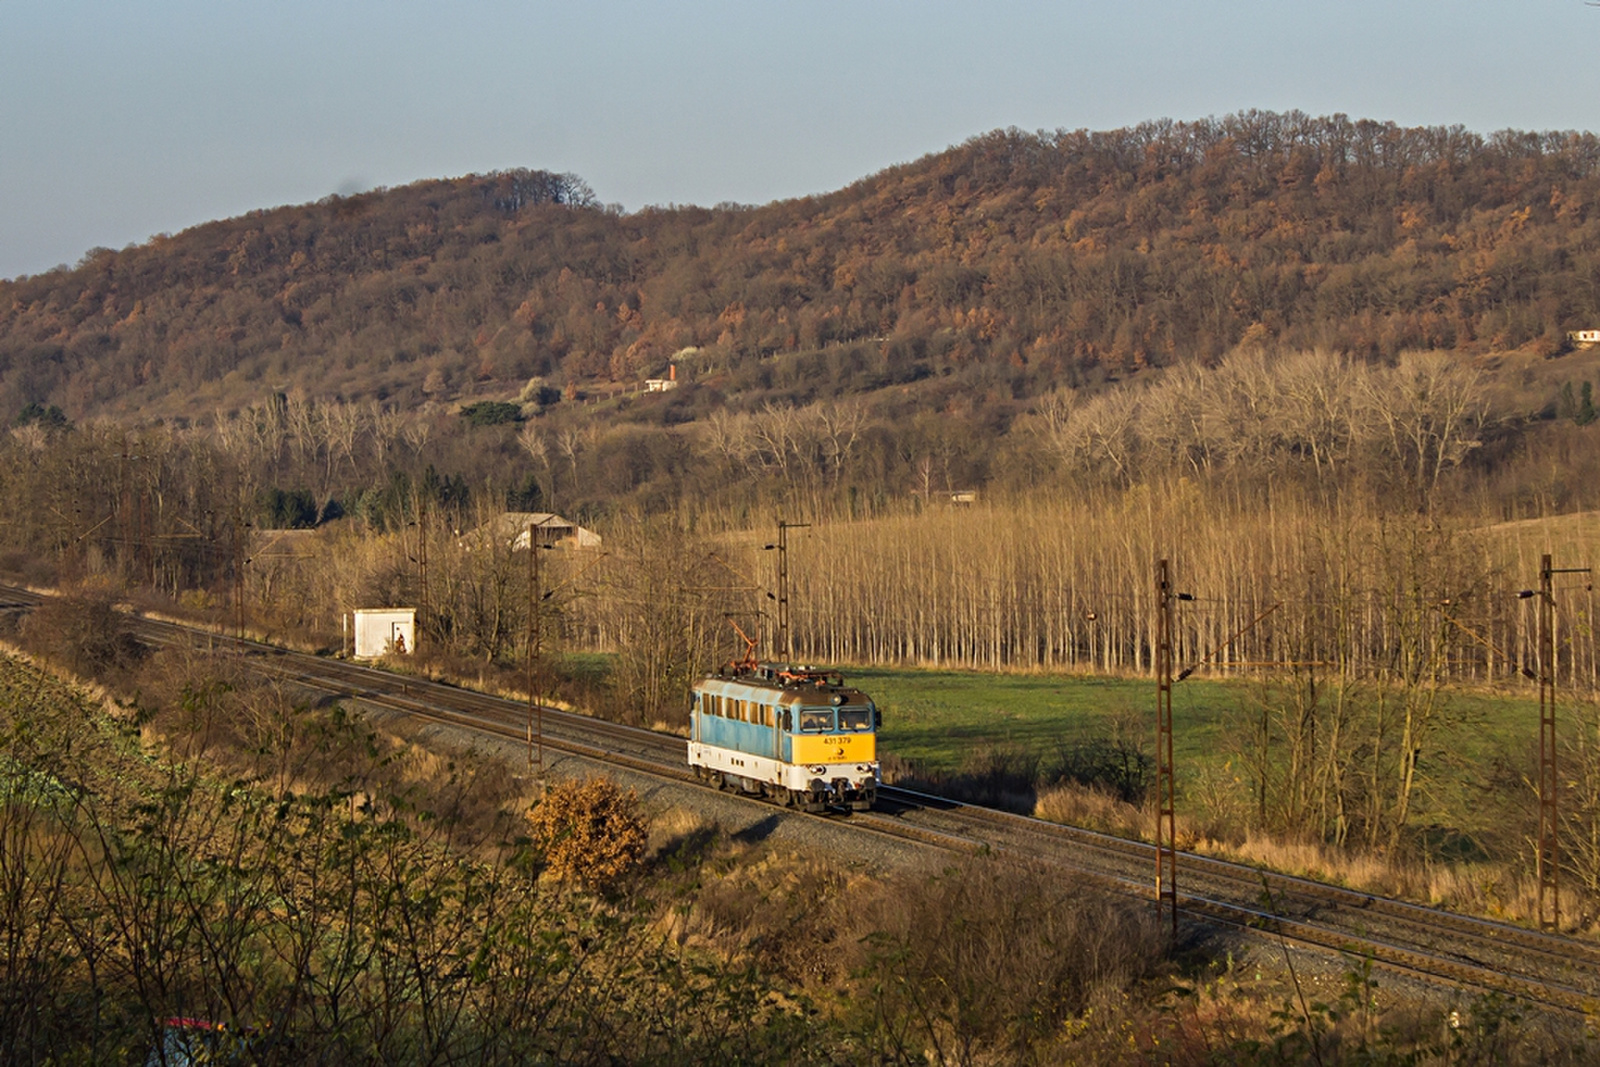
[
  {"left": 659, "top": 846, "right": 869, "bottom": 985},
  {"left": 1188, "top": 835, "right": 1600, "bottom": 935},
  {"left": 1034, "top": 782, "right": 1149, "bottom": 840},
  {"left": 1030, "top": 779, "right": 1600, "bottom": 937},
  {"left": 646, "top": 804, "right": 714, "bottom": 857}
]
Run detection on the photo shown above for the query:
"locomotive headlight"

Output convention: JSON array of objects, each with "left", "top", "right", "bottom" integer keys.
[{"left": 810, "top": 765, "right": 826, "bottom": 775}]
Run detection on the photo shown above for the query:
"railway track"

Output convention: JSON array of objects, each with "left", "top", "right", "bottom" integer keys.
[{"left": 6, "top": 585, "right": 1599, "bottom": 1014}]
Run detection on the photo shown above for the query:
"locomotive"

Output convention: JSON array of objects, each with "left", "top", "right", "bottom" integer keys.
[{"left": 689, "top": 661, "right": 880, "bottom": 812}]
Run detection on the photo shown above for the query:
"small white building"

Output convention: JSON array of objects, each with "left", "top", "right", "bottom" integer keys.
[
  {"left": 1570, "top": 329, "right": 1600, "bottom": 346},
  {"left": 353, "top": 608, "right": 416, "bottom": 658}
]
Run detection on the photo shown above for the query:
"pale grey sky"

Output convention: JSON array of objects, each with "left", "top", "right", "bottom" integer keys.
[{"left": 2, "top": 1, "right": 1597, "bottom": 280}]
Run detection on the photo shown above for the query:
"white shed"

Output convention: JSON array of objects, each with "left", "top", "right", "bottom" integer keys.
[{"left": 353, "top": 608, "right": 416, "bottom": 658}]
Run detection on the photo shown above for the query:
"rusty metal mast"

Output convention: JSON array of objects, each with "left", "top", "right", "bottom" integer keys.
[
  {"left": 1534, "top": 554, "right": 1591, "bottom": 931},
  {"left": 534, "top": 521, "right": 547, "bottom": 780},
  {"left": 769, "top": 520, "right": 809, "bottom": 663},
  {"left": 1538, "top": 554, "right": 1558, "bottom": 930},
  {"left": 1156, "top": 558, "right": 1178, "bottom": 940},
  {"left": 526, "top": 517, "right": 553, "bottom": 786},
  {"left": 416, "top": 496, "right": 429, "bottom": 642},
  {"left": 231, "top": 511, "right": 248, "bottom": 642}
]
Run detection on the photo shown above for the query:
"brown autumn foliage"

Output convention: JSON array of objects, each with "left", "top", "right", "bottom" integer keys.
[
  {"left": 4, "top": 111, "right": 1600, "bottom": 431},
  {"left": 528, "top": 776, "right": 648, "bottom": 889}
]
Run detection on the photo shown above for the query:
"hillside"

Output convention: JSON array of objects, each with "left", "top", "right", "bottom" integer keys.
[{"left": 5, "top": 110, "right": 1600, "bottom": 426}]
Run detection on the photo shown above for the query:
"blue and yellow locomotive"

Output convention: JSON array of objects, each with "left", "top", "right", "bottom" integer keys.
[{"left": 689, "top": 663, "right": 880, "bottom": 812}]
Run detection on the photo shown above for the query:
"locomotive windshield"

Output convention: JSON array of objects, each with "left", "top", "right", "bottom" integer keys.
[
  {"left": 838, "top": 706, "right": 873, "bottom": 731},
  {"left": 798, "top": 708, "right": 835, "bottom": 732}
]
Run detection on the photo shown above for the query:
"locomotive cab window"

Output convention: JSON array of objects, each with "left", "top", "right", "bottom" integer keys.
[
  {"left": 839, "top": 706, "right": 873, "bottom": 731},
  {"left": 799, "top": 708, "right": 835, "bottom": 732}
]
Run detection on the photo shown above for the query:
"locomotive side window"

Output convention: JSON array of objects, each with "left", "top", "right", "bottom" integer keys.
[
  {"left": 839, "top": 706, "right": 872, "bottom": 731},
  {"left": 799, "top": 708, "right": 834, "bottom": 732}
]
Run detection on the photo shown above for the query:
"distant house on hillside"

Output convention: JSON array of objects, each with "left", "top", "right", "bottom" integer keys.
[
  {"left": 464, "top": 512, "right": 602, "bottom": 551},
  {"left": 644, "top": 364, "right": 680, "bottom": 392},
  {"left": 1570, "top": 329, "right": 1600, "bottom": 347}
]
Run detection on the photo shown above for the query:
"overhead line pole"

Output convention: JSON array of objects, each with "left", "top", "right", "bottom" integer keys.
[
  {"left": 417, "top": 496, "right": 429, "bottom": 642},
  {"left": 1156, "top": 558, "right": 1178, "bottom": 941},
  {"left": 231, "top": 511, "right": 248, "bottom": 643},
  {"left": 1538, "top": 554, "right": 1557, "bottom": 931},
  {"left": 1531, "top": 554, "right": 1591, "bottom": 931},
  {"left": 767, "top": 520, "right": 810, "bottom": 664},
  {"left": 526, "top": 516, "right": 556, "bottom": 788}
]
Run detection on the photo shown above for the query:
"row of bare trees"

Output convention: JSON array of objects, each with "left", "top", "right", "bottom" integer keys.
[
  {"left": 1027, "top": 349, "right": 1489, "bottom": 503},
  {"left": 751, "top": 490, "right": 1546, "bottom": 682},
  {"left": 211, "top": 392, "right": 427, "bottom": 502}
]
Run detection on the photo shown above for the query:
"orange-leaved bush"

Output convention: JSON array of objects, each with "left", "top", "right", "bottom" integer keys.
[{"left": 528, "top": 776, "right": 647, "bottom": 889}]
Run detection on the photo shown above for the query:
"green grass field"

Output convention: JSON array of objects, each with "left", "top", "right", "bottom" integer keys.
[
  {"left": 849, "top": 665, "right": 1543, "bottom": 773},
  {"left": 844, "top": 663, "right": 1548, "bottom": 842},
  {"left": 848, "top": 666, "right": 1238, "bottom": 773}
]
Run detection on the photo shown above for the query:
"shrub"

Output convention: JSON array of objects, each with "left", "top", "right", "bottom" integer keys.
[
  {"left": 22, "top": 591, "right": 144, "bottom": 678},
  {"left": 849, "top": 856, "right": 1161, "bottom": 1063},
  {"left": 528, "top": 776, "right": 647, "bottom": 889},
  {"left": 459, "top": 400, "right": 522, "bottom": 426}
]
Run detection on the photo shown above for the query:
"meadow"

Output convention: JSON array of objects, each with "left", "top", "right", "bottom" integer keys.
[{"left": 851, "top": 663, "right": 1550, "bottom": 859}]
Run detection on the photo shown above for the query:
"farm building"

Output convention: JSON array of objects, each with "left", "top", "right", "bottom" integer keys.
[{"left": 464, "top": 512, "right": 602, "bottom": 551}]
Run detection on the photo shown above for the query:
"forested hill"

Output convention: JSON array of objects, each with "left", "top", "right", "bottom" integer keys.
[{"left": 5, "top": 110, "right": 1600, "bottom": 423}]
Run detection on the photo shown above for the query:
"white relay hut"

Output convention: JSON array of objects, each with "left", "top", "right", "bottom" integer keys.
[{"left": 352, "top": 608, "right": 416, "bottom": 658}]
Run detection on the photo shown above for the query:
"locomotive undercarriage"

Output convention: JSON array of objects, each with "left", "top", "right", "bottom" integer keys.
[{"left": 695, "top": 765, "right": 875, "bottom": 813}]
